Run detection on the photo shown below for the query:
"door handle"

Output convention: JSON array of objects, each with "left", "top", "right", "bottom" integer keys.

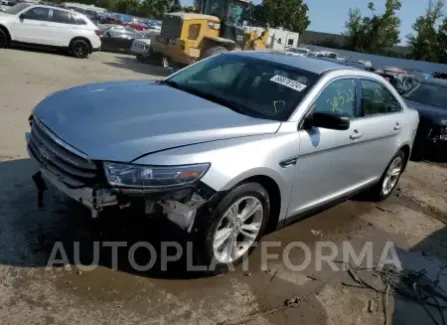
[
  {"left": 350, "top": 130, "right": 363, "bottom": 140},
  {"left": 394, "top": 122, "right": 402, "bottom": 131}
]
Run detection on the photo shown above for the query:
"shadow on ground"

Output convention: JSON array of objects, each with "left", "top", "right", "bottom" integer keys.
[
  {"left": 1, "top": 157, "right": 447, "bottom": 324},
  {"left": 7, "top": 43, "right": 71, "bottom": 58},
  {"left": 103, "top": 55, "right": 171, "bottom": 77}
]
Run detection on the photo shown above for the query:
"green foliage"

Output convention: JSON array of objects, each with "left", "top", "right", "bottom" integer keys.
[
  {"left": 407, "top": 0, "right": 447, "bottom": 63},
  {"left": 193, "top": 0, "right": 201, "bottom": 12},
  {"left": 344, "top": 0, "right": 402, "bottom": 53},
  {"left": 170, "top": 0, "right": 182, "bottom": 13},
  {"left": 250, "top": 0, "right": 310, "bottom": 34},
  {"left": 70, "top": 0, "right": 171, "bottom": 18}
]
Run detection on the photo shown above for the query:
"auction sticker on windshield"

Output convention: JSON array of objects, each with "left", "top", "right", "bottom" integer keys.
[{"left": 270, "top": 75, "right": 307, "bottom": 92}]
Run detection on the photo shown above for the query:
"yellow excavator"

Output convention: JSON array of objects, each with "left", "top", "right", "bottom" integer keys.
[{"left": 148, "top": 0, "right": 270, "bottom": 69}]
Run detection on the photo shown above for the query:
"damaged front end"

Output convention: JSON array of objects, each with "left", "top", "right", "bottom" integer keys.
[{"left": 26, "top": 115, "right": 217, "bottom": 232}]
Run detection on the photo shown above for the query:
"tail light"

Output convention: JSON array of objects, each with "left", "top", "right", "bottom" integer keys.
[{"left": 95, "top": 30, "right": 101, "bottom": 36}]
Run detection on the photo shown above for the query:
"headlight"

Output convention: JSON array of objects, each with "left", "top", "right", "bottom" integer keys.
[{"left": 103, "top": 162, "right": 210, "bottom": 188}]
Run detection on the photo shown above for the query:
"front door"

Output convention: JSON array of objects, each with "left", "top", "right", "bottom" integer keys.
[
  {"left": 10, "top": 6, "right": 51, "bottom": 45},
  {"left": 287, "top": 77, "right": 379, "bottom": 217}
]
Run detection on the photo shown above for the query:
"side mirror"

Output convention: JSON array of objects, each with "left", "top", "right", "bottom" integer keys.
[
  {"left": 19, "top": 14, "right": 25, "bottom": 20},
  {"left": 106, "top": 31, "right": 111, "bottom": 37},
  {"left": 306, "top": 112, "right": 350, "bottom": 130}
]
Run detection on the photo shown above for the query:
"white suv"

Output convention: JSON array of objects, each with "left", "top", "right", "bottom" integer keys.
[{"left": 0, "top": 3, "right": 101, "bottom": 58}]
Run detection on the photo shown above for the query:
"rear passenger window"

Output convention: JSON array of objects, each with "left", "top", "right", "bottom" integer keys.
[
  {"left": 360, "top": 79, "right": 401, "bottom": 116},
  {"left": 51, "top": 9, "right": 73, "bottom": 24},
  {"left": 314, "top": 79, "right": 357, "bottom": 118},
  {"left": 73, "top": 14, "right": 87, "bottom": 25},
  {"left": 22, "top": 7, "right": 50, "bottom": 21}
]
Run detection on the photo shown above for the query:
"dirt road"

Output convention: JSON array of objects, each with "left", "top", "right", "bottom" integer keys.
[{"left": 1, "top": 49, "right": 447, "bottom": 325}]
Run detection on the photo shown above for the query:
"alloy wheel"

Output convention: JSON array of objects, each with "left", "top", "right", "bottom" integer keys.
[
  {"left": 382, "top": 156, "right": 403, "bottom": 196},
  {"left": 74, "top": 43, "right": 88, "bottom": 58},
  {"left": 212, "top": 196, "right": 264, "bottom": 264}
]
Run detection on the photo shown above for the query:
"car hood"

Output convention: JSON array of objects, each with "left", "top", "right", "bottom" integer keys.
[
  {"left": 33, "top": 80, "right": 281, "bottom": 162},
  {"left": 404, "top": 99, "right": 447, "bottom": 126}
]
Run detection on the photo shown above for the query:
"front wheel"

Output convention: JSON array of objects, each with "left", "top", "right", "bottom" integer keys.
[{"left": 193, "top": 182, "right": 270, "bottom": 274}]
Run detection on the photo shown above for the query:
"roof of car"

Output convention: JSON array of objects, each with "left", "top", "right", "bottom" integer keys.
[
  {"left": 424, "top": 78, "right": 447, "bottom": 87},
  {"left": 230, "top": 51, "right": 354, "bottom": 74}
]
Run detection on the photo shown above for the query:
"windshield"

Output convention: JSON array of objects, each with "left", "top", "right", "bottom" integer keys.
[
  {"left": 166, "top": 54, "right": 319, "bottom": 121},
  {"left": 3, "top": 3, "right": 30, "bottom": 14},
  {"left": 404, "top": 82, "right": 447, "bottom": 109}
]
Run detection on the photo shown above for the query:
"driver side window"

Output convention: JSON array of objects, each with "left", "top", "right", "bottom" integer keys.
[{"left": 314, "top": 78, "right": 357, "bottom": 118}]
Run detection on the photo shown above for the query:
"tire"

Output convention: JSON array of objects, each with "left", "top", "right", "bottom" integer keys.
[
  {"left": 366, "top": 150, "right": 406, "bottom": 201},
  {"left": 0, "top": 28, "right": 10, "bottom": 48},
  {"left": 201, "top": 46, "right": 228, "bottom": 59},
  {"left": 193, "top": 182, "right": 271, "bottom": 274},
  {"left": 70, "top": 39, "right": 90, "bottom": 59}
]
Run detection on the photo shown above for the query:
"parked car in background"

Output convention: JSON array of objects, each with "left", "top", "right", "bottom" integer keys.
[
  {"left": 130, "top": 29, "right": 159, "bottom": 60},
  {"left": 285, "top": 47, "right": 311, "bottom": 56},
  {"left": 314, "top": 57, "right": 374, "bottom": 71},
  {"left": 100, "top": 25, "right": 144, "bottom": 53},
  {"left": 0, "top": 3, "right": 101, "bottom": 58},
  {"left": 306, "top": 51, "right": 325, "bottom": 58},
  {"left": 1, "top": 0, "right": 19, "bottom": 6},
  {"left": 126, "top": 17, "right": 147, "bottom": 31},
  {"left": 403, "top": 78, "right": 447, "bottom": 160},
  {"left": 26, "top": 52, "right": 418, "bottom": 273},
  {"left": 375, "top": 67, "right": 420, "bottom": 95},
  {"left": 144, "top": 19, "right": 161, "bottom": 32}
]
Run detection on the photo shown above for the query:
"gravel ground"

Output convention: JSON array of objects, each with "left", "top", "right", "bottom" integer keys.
[{"left": 0, "top": 48, "right": 447, "bottom": 325}]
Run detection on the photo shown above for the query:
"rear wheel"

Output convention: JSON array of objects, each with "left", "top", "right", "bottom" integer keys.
[
  {"left": 366, "top": 150, "right": 406, "bottom": 201},
  {"left": 71, "top": 39, "right": 90, "bottom": 59},
  {"left": 201, "top": 46, "right": 228, "bottom": 59},
  {"left": 0, "top": 28, "right": 9, "bottom": 48}
]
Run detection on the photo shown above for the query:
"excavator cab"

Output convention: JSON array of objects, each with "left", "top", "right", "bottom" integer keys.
[
  {"left": 201, "top": 0, "right": 251, "bottom": 46},
  {"left": 149, "top": 0, "right": 268, "bottom": 69}
]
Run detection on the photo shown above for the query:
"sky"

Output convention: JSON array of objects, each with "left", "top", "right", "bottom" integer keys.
[{"left": 181, "top": 0, "right": 437, "bottom": 44}]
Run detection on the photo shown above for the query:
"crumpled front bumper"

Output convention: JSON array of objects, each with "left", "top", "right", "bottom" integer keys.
[
  {"left": 26, "top": 131, "right": 216, "bottom": 230},
  {"left": 26, "top": 132, "right": 118, "bottom": 217}
]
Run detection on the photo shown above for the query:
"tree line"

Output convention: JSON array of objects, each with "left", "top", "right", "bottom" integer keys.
[
  {"left": 64, "top": 0, "right": 446, "bottom": 63},
  {"left": 343, "top": 0, "right": 447, "bottom": 63}
]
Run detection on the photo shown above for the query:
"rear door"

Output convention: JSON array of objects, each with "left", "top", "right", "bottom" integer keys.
[
  {"left": 46, "top": 9, "right": 78, "bottom": 47},
  {"left": 354, "top": 78, "right": 403, "bottom": 177},
  {"left": 10, "top": 6, "right": 51, "bottom": 45}
]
